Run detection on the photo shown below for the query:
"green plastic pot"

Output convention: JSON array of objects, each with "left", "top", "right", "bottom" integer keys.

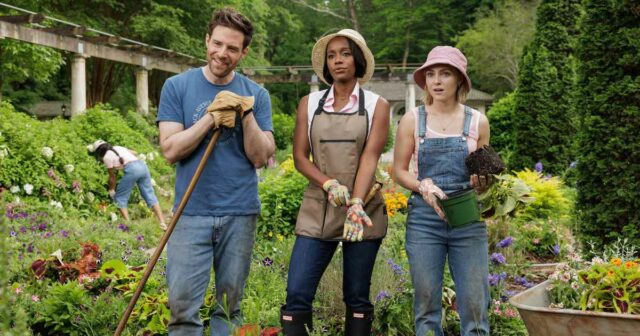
[{"left": 438, "top": 188, "right": 481, "bottom": 228}]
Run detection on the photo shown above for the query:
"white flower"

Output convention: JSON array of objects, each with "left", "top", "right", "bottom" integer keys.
[
  {"left": 10, "top": 185, "right": 20, "bottom": 193},
  {"left": 379, "top": 169, "right": 390, "bottom": 181},
  {"left": 591, "top": 256, "right": 604, "bottom": 264},
  {"left": 49, "top": 200, "right": 62, "bottom": 209},
  {"left": 110, "top": 212, "right": 118, "bottom": 222},
  {"left": 147, "top": 152, "right": 155, "bottom": 161},
  {"left": 13, "top": 197, "right": 21, "bottom": 204},
  {"left": 137, "top": 153, "right": 147, "bottom": 161},
  {"left": 41, "top": 146, "right": 54, "bottom": 159},
  {"left": 64, "top": 164, "right": 75, "bottom": 173},
  {"left": 571, "top": 282, "right": 579, "bottom": 290},
  {"left": 51, "top": 249, "right": 64, "bottom": 265},
  {"left": 0, "top": 145, "right": 8, "bottom": 159},
  {"left": 23, "top": 184, "right": 33, "bottom": 195},
  {"left": 86, "top": 192, "right": 95, "bottom": 202},
  {"left": 150, "top": 178, "right": 157, "bottom": 187},
  {"left": 560, "top": 272, "right": 572, "bottom": 283}
]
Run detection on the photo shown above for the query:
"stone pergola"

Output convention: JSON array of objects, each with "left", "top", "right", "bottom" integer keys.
[{"left": 0, "top": 4, "right": 204, "bottom": 116}]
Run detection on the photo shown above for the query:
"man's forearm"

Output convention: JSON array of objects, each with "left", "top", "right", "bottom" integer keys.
[
  {"left": 160, "top": 115, "right": 214, "bottom": 164},
  {"left": 242, "top": 114, "right": 275, "bottom": 168}
]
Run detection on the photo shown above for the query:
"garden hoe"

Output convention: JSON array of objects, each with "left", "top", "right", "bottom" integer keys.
[{"left": 114, "top": 91, "right": 254, "bottom": 336}]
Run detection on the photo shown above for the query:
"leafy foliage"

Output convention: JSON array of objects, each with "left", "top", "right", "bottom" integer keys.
[
  {"left": 510, "top": 0, "right": 581, "bottom": 174},
  {"left": 272, "top": 113, "right": 295, "bottom": 150},
  {"left": 574, "top": 0, "right": 640, "bottom": 252},
  {"left": 456, "top": 0, "right": 539, "bottom": 95},
  {"left": 257, "top": 158, "right": 308, "bottom": 238},
  {"left": 486, "top": 91, "right": 517, "bottom": 165}
]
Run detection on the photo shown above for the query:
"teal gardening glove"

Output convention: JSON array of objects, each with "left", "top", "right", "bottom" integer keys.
[{"left": 343, "top": 198, "right": 373, "bottom": 242}]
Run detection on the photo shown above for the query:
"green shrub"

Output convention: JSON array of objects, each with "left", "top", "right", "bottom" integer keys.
[
  {"left": 272, "top": 113, "right": 295, "bottom": 150},
  {"left": 0, "top": 102, "right": 172, "bottom": 219},
  {"left": 486, "top": 92, "right": 517, "bottom": 167},
  {"left": 574, "top": 0, "right": 640, "bottom": 252},
  {"left": 257, "top": 158, "right": 307, "bottom": 238}
]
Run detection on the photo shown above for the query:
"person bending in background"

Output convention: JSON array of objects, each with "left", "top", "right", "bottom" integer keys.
[{"left": 88, "top": 139, "right": 166, "bottom": 230}]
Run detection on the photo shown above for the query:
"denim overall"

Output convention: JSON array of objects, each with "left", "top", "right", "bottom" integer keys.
[{"left": 405, "top": 105, "right": 490, "bottom": 336}]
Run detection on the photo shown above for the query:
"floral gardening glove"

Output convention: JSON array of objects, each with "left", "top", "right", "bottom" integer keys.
[
  {"left": 417, "top": 178, "right": 447, "bottom": 220},
  {"left": 343, "top": 198, "right": 372, "bottom": 242},
  {"left": 322, "top": 179, "right": 350, "bottom": 207}
]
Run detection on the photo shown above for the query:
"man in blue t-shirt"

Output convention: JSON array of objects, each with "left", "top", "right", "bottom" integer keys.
[{"left": 156, "top": 8, "right": 275, "bottom": 336}]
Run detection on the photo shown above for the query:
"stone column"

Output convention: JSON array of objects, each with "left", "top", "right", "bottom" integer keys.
[
  {"left": 136, "top": 68, "right": 149, "bottom": 115},
  {"left": 71, "top": 54, "right": 87, "bottom": 116},
  {"left": 309, "top": 74, "right": 320, "bottom": 93},
  {"left": 405, "top": 73, "right": 416, "bottom": 113}
]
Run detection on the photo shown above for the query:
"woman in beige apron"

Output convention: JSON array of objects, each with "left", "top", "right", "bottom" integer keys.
[{"left": 280, "top": 29, "right": 390, "bottom": 336}]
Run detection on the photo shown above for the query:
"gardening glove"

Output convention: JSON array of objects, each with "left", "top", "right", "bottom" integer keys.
[
  {"left": 322, "top": 179, "right": 350, "bottom": 207},
  {"left": 417, "top": 178, "right": 447, "bottom": 220},
  {"left": 207, "top": 90, "right": 255, "bottom": 129},
  {"left": 470, "top": 174, "right": 492, "bottom": 194},
  {"left": 343, "top": 198, "right": 372, "bottom": 242},
  {"left": 108, "top": 189, "right": 116, "bottom": 199}
]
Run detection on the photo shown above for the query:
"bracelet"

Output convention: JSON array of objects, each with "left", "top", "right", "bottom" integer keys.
[
  {"left": 349, "top": 198, "right": 364, "bottom": 206},
  {"left": 241, "top": 108, "right": 254, "bottom": 120}
]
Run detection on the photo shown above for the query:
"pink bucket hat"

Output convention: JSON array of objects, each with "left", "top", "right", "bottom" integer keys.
[{"left": 413, "top": 46, "right": 471, "bottom": 91}]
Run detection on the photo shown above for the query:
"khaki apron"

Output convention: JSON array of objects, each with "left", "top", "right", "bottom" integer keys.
[{"left": 295, "top": 88, "right": 388, "bottom": 241}]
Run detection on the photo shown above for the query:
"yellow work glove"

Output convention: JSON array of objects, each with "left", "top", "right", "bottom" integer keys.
[
  {"left": 322, "top": 179, "right": 350, "bottom": 207},
  {"left": 417, "top": 178, "right": 447, "bottom": 220},
  {"left": 343, "top": 198, "right": 372, "bottom": 242},
  {"left": 206, "top": 90, "right": 255, "bottom": 129}
]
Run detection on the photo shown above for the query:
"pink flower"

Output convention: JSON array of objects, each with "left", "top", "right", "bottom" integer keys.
[
  {"left": 532, "top": 238, "right": 541, "bottom": 245},
  {"left": 31, "top": 295, "right": 40, "bottom": 302},
  {"left": 15, "top": 287, "right": 23, "bottom": 294}
]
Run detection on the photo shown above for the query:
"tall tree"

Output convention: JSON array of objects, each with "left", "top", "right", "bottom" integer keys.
[
  {"left": 574, "top": 0, "right": 640, "bottom": 252},
  {"left": 0, "top": 40, "right": 64, "bottom": 102},
  {"left": 510, "top": 0, "right": 581, "bottom": 173},
  {"left": 456, "top": 0, "right": 538, "bottom": 95}
]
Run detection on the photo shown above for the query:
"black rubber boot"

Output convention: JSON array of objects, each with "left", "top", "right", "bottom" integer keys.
[
  {"left": 344, "top": 306, "right": 374, "bottom": 336},
  {"left": 280, "top": 305, "right": 313, "bottom": 336}
]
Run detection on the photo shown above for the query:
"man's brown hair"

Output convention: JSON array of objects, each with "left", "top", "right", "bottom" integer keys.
[{"left": 208, "top": 8, "right": 254, "bottom": 49}]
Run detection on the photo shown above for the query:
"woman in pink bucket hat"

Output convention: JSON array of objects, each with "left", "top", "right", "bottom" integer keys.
[{"left": 392, "top": 46, "right": 491, "bottom": 335}]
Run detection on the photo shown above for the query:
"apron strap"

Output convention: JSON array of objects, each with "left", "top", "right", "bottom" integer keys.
[
  {"left": 314, "top": 88, "right": 331, "bottom": 115},
  {"left": 358, "top": 88, "right": 366, "bottom": 116},
  {"left": 462, "top": 106, "right": 472, "bottom": 137}
]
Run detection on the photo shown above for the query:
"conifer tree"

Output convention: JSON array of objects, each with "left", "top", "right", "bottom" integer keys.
[{"left": 574, "top": 0, "right": 640, "bottom": 251}]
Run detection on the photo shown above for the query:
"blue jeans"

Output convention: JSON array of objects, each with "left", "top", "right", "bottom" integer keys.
[
  {"left": 285, "top": 236, "right": 381, "bottom": 311},
  {"left": 167, "top": 215, "right": 257, "bottom": 336},
  {"left": 406, "top": 195, "right": 490, "bottom": 336},
  {"left": 114, "top": 160, "right": 158, "bottom": 208}
]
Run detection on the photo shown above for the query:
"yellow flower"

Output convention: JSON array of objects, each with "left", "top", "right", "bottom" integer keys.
[
  {"left": 607, "top": 270, "right": 615, "bottom": 277},
  {"left": 268, "top": 231, "right": 273, "bottom": 237},
  {"left": 611, "top": 258, "right": 622, "bottom": 266},
  {"left": 624, "top": 261, "right": 637, "bottom": 269},
  {"left": 277, "top": 234, "right": 284, "bottom": 242}
]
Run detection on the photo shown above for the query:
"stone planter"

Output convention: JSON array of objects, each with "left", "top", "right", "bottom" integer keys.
[{"left": 510, "top": 280, "right": 640, "bottom": 336}]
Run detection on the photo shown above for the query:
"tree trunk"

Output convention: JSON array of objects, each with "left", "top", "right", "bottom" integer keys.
[
  {"left": 402, "top": 32, "right": 410, "bottom": 68},
  {"left": 348, "top": 0, "right": 360, "bottom": 31}
]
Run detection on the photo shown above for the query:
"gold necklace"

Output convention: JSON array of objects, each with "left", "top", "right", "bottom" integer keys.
[{"left": 431, "top": 113, "right": 460, "bottom": 131}]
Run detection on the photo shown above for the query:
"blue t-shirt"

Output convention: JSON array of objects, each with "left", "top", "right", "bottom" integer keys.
[{"left": 157, "top": 68, "right": 273, "bottom": 216}]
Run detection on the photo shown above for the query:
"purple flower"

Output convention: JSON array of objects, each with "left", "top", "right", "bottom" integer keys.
[
  {"left": 488, "top": 273, "right": 507, "bottom": 286},
  {"left": 490, "top": 252, "right": 507, "bottom": 265},
  {"left": 534, "top": 162, "right": 543, "bottom": 173},
  {"left": 60, "top": 230, "right": 69, "bottom": 238},
  {"left": 38, "top": 223, "right": 47, "bottom": 231},
  {"left": 136, "top": 235, "right": 144, "bottom": 241},
  {"left": 27, "top": 245, "right": 34, "bottom": 253},
  {"left": 117, "top": 223, "right": 129, "bottom": 232},
  {"left": 44, "top": 232, "right": 52, "bottom": 238},
  {"left": 9, "top": 230, "right": 16, "bottom": 237},
  {"left": 496, "top": 236, "right": 514, "bottom": 248},
  {"left": 262, "top": 257, "right": 273, "bottom": 266},
  {"left": 387, "top": 258, "right": 404, "bottom": 275},
  {"left": 550, "top": 244, "right": 561, "bottom": 255},
  {"left": 19, "top": 226, "right": 26, "bottom": 233},
  {"left": 515, "top": 276, "right": 534, "bottom": 288},
  {"left": 375, "top": 290, "right": 390, "bottom": 301}
]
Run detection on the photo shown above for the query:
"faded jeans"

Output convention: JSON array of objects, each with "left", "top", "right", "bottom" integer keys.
[
  {"left": 167, "top": 215, "right": 256, "bottom": 336},
  {"left": 406, "top": 194, "right": 490, "bottom": 336}
]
